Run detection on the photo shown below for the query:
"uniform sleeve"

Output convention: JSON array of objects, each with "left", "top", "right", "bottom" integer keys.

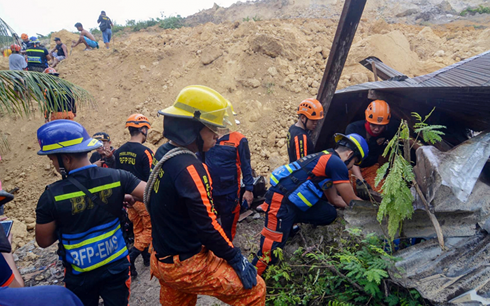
[
  {"left": 114, "top": 149, "right": 121, "bottom": 169},
  {"left": 306, "top": 135, "right": 314, "bottom": 156},
  {"left": 36, "top": 190, "right": 56, "bottom": 224},
  {"left": 0, "top": 255, "right": 13, "bottom": 287},
  {"left": 175, "top": 162, "right": 238, "bottom": 262},
  {"left": 142, "top": 149, "right": 154, "bottom": 182},
  {"left": 118, "top": 169, "right": 141, "bottom": 194},
  {"left": 345, "top": 122, "right": 356, "bottom": 135},
  {"left": 325, "top": 156, "right": 350, "bottom": 184},
  {"left": 89, "top": 152, "right": 98, "bottom": 163},
  {"left": 238, "top": 138, "right": 254, "bottom": 191}
]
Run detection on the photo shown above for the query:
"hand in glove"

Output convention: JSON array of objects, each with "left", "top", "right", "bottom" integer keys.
[
  {"left": 228, "top": 248, "right": 257, "bottom": 289},
  {"left": 356, "top": 179, "right": 372, "bottom": 199}
]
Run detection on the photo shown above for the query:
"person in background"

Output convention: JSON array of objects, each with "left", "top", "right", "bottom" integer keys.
[
  {"left": 97, "top": 11, "right": 114, "bottom": 49},
  {"left": 20, "top": 33, "right": 31, "bottom": 53},
  {"left": 90, "top": 132, "right": 116, "bottom": 168},
  {"left": 72, "top": 23, "right": 99, "bottom": 50},
  {"left": 8, "top": 45, "right": 27, "bottom": 71},
  {"left": 49, "top": 37, "right": 68, "bottom": 68},
  {"left": 43, "top": 68, "right": 77, "bottom": 122},
  {"left": 26, "top": 39, "right": 51, "bottom": 72}
]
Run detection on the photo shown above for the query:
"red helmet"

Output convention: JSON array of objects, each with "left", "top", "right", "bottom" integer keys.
[
  {"left": 10, "top": 44, "right": 21, "bottom": 52},
  {"left": 44, "top": 67, "right": 59, "bottom": 76}
]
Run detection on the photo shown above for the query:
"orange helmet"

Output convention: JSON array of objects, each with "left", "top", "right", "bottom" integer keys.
[
  {"left": 44, "top": 67, "right": 58, "bottom": 75},
  {"left": 10, "top": 44, "right": 21, "bottom": 52},
  {"left": 297, "top": 98, "right": 324, "bottom": 120},
  {"left": 365, "top": 100, "right": 391, "bottom": 125},
  {"left": 125, "top": 114, "right": 151, "bottom": 129},
  {"left": 21, "top": 33, "right": 28, "bottom": 40}
]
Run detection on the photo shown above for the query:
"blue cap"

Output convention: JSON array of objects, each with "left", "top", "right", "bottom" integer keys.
[{"left": 37, "top": 120, "right": 102, "bottom": 155}]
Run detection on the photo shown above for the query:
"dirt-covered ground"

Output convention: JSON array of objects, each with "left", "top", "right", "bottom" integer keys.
[{"left": 2, "top": 1, "right": 490, "bottom": 303}]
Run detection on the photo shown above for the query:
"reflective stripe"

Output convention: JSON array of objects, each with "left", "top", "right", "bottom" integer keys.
[
  {"left": 26, "top": 49, "right": 45, "bottom": 53},
  {"left": 270, "top": 175, "right": 279, "bottom": 185},
  {"left": 64, "top": 224, "right": 121, "bottom": 250},
  {"left": 71, "top": 246, "right": 127, "bottom": 273},
  {"left": 42, "top": 137, "right": 84, "bottom": 151},
  {"left": 297, "top": 192, "right": 313, "bottom": 208},
  {"left": 285, "top": 165, "right": 294, "bottom": 173},
  {"left": 348, "top": 136, "right": 365, "bottom": 158},
  {"left": 54, "top": 181, "right": 121, "bottom": 201}
]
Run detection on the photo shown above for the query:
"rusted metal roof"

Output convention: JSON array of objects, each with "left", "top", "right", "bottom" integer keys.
[
  {"left": 314, "top": 50, "right": 490, "bottom": 151},
  {"left": 359, "top": 56, "right": 406, "bottom": 81}
]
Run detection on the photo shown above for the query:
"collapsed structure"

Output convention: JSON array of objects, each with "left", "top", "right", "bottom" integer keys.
[{"left": 318, "top": 51, "right": 490, "bottom": 304}]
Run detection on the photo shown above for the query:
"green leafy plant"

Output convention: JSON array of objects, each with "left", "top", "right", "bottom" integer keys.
[
  {"left": 376, "top": 108, "right": 445, "bottom": 239},
  {"left": 460, "top": 5, "right": 490, "bottom": 16},
  {"left": 159, "top": 15, "right": 184, "bottom": 29},
  {"left": 263, "top": 228, "right": 426, "bottom": 305}
]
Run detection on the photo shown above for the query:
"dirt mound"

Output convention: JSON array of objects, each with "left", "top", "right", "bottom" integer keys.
[
  {"left": 1, "top": 18, "right": 489, "bottom": 249},
  {"left": 49, "top": 29, "right": 83, "bottom": 55}
]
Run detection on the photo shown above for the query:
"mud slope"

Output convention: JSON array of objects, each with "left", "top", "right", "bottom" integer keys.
[{"left": 1, "top": 18, "right": 490, "bottom": 248}]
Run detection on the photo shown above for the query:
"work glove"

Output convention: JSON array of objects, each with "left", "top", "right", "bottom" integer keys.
[
  {"left": 227, "top": 248, "right": 257, "bottom": 290},
  {"left": 356, "top": 179, "right": 372, "bottom": 199}
]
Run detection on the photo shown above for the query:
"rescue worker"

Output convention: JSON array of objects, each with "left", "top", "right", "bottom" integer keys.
[
  {"left": 345, "top": 100, "right": 399, "bottom": 199},
  {"left": 148, "top": 85, "right": 265, "bottom": 305},
  {"left": 35, "top": 120, "right": 146, "bottom": 305},
  {"left": 202, "top": 103, "right": 254, "bottom": 241},
  {"left": 26, "top": 39, "right": 51, "bottom": 72},
  {"left": 252, "top": 133, "right": 369, "bottom": 275},
  {"left": 20, "top": 33, "right": 31, "bottom": 53},
  {"left": 43, "top": 68, "right": 77, "bottom": 122},
  {"left": 258, "top": 98, "right": 323, "bottom": 213},
  {"left": 90, "top": 132, "right": 116, "bottom": 168},
  {"left": 115, "top": 114, "right": 153, "bottom": 278}
]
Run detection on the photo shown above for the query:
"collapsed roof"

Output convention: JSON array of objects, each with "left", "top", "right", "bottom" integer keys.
[{"left": 314, "top": 50, "right": 490, "bottom": 152}]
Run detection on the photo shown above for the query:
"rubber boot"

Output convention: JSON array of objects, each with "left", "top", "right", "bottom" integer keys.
[
  {"left": 142, "top": 247, "right": 151, "bottom": 267},
  {"left": 129, "top": 247, "right": 142, "bottom": 279}
]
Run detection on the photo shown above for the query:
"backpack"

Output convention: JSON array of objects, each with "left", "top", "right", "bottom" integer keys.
[{"left": 270, "top": 151, "right": 333, "bottom": 211}]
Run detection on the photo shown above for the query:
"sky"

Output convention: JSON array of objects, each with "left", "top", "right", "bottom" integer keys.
[{"left": 1, "top": 0, "right": 240, "bottom": 37}]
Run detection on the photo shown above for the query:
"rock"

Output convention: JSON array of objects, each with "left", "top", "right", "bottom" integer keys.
[
  {"left": 239, "top": 78, "right": 261, "bottom": 88},
  {"left": 396, "top": 8, "right": 420, "bottom": 17},
  {"left": 250, "top": 35, "right": 283, "bottom": 58},
  {"left": 10, "top": 219, "right": 28, "bottom": 251},
  {"left": 434, "top": 50, "right": 445, "bottom": 57},
  {"left": 349, "top": 73, "right": 369, "bottom": 85},
  {"left": 139, "top": 65, "right": 147, "bottom": 70},
  {"left": 200, "top": 46, "right": 223, "bottom": 65},
  {"left": 267, "top": 67, "right": 278, "bottom": 76},
  {"left": 27, "top": 223, "right": 35, "bottom": 230},
  {"left": 268, "top": 132, "right": 278, "bottom": 147},
  {"left": 24, "top": 217, "right": 35, "bottom": 223}
]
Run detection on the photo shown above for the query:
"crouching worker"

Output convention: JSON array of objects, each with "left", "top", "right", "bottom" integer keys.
[
  {"left": 252, "top": 133, "right": 368, "bottom": 275},
  {"left": 35, "top": 120, "right": 146, "bottom": 306},
  {"left": 147, "top": 85, "right": 266, "bottom": 305},
  {"left": 345, "top": 100, "right": 399, "bottom": 199}
]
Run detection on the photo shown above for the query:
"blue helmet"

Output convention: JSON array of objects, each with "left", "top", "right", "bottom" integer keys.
[
  {"left": 37, "top": 120, "right": 102, "bottom": 155},
  {"left": 29, "top": 36, "right": 38, "bottom": 42},
  {"left": 334, "top": 133, "right": 369, "bottom": 165}
]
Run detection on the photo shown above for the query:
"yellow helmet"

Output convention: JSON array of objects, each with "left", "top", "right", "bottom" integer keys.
[{"left": 159, "top": 85, "right": 236, "bottom": 132}]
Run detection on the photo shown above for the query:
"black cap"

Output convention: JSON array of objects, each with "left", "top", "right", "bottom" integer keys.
[
  {"left": 74, "top": 22, "right": 82, "bottom": 28},
  {"left": 93, "top": 132, "right": 111, "bottom": 141},
  {"left": 54, "top": 37, "right": 61, "bottom": 41}
]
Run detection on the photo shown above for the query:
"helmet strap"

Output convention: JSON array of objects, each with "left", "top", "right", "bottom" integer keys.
[
  {"left": 140, "top": 128, "right": 147, "bottom": 144},
  {"left": 57, "top": 155, "right": 68, "bottom": 180}
]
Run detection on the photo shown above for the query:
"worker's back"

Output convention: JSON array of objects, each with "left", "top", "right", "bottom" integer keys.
[{"left": 115, "top": 142, "right": 153, "bottom": 182}]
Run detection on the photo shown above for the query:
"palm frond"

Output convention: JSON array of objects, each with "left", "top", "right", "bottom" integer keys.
[{"left": 0, "top": 70, "right": 94, "bottom": 117}]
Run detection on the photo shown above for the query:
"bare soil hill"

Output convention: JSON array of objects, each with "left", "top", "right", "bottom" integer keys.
[{"left": 1, "top": 15, "right": 490, "bottom": 304}]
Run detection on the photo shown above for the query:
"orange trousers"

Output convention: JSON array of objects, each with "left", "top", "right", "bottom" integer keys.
[
  {"left": 128, "top": 201, "right": 152, "bottom": 251},
  {"left": 150, "top": 248, "right": 266, "bottom": 306},
  {"left": 50, "top": 111, "right": 75, "bottom": 121},
  {"left": 350, "top": 163, "right": 383, "bottom": 193}
]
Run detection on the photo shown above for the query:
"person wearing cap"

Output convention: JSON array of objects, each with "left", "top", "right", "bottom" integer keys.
[
  {"left": 147, "top": 85, "right": 265, "bottom": 305},
  {"left": 252, "top": 133, "right": 368, "bottom": 275},
  {"left": 35, "top": 120, "right": 146, "bottom": 305},
  {"left": 72, "top": 23, "right": 99, "bottom": 50},
  {"left": 97, "top": 11, "right": 114, "bottom": 49},
  {"left": 114, "top": 114, "right": 154, "bottom": 279},
  {"left": 8, "top": 44, "right": 27, "bottom": 71},
  {"left": 48, "top": 37, "right": 68, "bottom": 68},
  {"left": 26, "top": 38, "right": 51, "bottom": 72},
  {"left": 201, "top": 102, "right": 254, "bottom": 241},
  {"left": 42, "top": 68, "right": 77, "bottom": 122},
  {"left": 20, "top": 34, "right": 32, "bottom": 53},
  {"left": 90, "top": 132, "right": 115, "bottom": 168},
  {"left": 345, "top": 100, "right": 400, "bottom": 199}
]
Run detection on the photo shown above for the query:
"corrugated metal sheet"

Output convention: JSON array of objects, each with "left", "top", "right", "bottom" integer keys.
[
  {"left": 359, "top": 56, "right": 406, "bottom": 81},
  {"left": 314, "top": 50, "right": 490, "bottom": 151}
]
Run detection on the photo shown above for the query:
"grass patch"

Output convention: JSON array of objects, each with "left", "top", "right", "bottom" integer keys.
[{"left": 460, "top": 5, "right": 490, "bottom": 16}]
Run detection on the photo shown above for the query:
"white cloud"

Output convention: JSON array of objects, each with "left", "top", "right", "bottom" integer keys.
[{"left": 1, "top": 0, "right": 239, "bottom": 36}]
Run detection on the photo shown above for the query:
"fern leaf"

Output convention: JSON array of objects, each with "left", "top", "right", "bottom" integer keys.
[{"left": 375, "top": 163, "right": 389, "bottom": 187}]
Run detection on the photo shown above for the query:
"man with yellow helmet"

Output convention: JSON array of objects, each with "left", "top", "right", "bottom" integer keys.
[
  {"left": 115, "top": 114, "right": 154, "bottom": 278},
  {"left": 345, "top": 100, "right": 399, "bottom": 199},
  {"left": 147, "top": 85, "right": 265, "bottom": 305}
]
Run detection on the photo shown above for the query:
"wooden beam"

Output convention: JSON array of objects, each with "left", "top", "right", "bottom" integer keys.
[{"left": 312, "top": 0, "right": 368, "bottom": 150}]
